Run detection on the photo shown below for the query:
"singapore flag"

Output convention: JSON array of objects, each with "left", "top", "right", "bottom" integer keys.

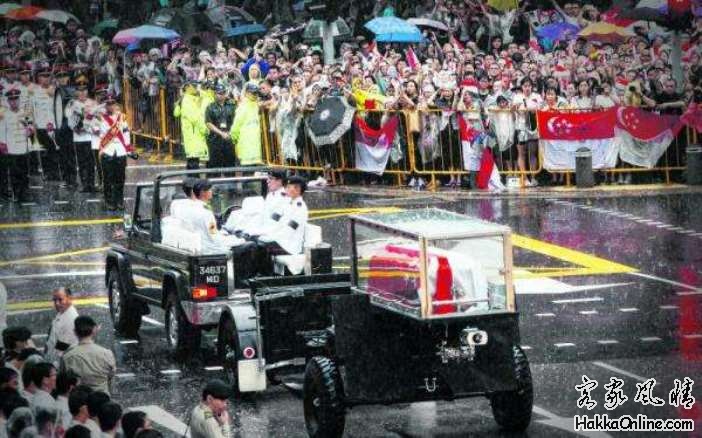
[
  {"left": 613, "top": 106, "right": 682, "bottom": 168},
  {"left": 537, "top": 109, "right": 619, "bottom": 171}
]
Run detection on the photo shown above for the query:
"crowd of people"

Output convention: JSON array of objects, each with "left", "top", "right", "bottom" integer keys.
[
  {"left": 0, "top": 0, "right": 700, "bottom": 199},
  {"left": 0, "top": 286, "right": 235, "bottom": 438}
]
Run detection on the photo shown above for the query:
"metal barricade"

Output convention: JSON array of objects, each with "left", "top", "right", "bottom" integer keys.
[{"left": 122, "top": 78, "right": 165, "bottom": 161}]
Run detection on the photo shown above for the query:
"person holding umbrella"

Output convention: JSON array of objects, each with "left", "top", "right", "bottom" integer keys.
[{"left": 230, "top": 83, "right": 263, "bottom": 166}]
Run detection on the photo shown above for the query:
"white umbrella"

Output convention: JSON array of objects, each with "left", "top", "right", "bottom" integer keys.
[
  {"left": 407, "top": 17, "right": 449, "bottom": 32},
  {"left": 36, "top": 9, "right": 79, "bottom": 24},
  {"left": 0, "top": 3, "right": 21, "bottom": 15}
]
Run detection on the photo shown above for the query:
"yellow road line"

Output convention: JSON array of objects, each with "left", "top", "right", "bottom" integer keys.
[
  {"left": 0, "top": 247, "right": 109, "bottom": 267},
  {"left": 21, "top": 261, "right": 106, "bottom": 267},
  {"left": 8, "top": 296, "right": 108, "bottom": 311},
  {"left": 0, "top": 218, "right": 121, "bottom": 230}
]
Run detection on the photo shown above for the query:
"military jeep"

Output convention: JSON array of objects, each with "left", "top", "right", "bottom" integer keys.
[{"left": 302, "top": 208, "right": 532, "bottom": 437}]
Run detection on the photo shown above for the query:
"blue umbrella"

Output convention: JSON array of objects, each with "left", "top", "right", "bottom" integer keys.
[
  {"left": 226, "top": 23, "right": 267, "bottom": 38},
  {"left": 364, "top": 16, "right": 423, "bottom": 43},
  {"left": 241, "top": 58, "right": 270, "bottom": 80},
  {"left": 112, "top": 24, "right": 180, "bottom": 46}
]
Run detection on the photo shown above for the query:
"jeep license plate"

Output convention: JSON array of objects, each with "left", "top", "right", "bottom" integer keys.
[{"left": 193, "top": 258, "right": 228, "bottom": 296}]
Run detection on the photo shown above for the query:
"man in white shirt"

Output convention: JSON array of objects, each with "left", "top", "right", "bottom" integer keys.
[
  {"left": 94, "top": 94, "right": 136, "bottom": 211},
  {"left": 29, "top": 362, "right": 58, "bottom": 415},
  {"left": 46, "top": 288, "right": 79, "bottom": 365}
]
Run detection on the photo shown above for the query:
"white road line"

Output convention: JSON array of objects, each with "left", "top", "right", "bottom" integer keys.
[
  {"left": 86, "top": 199, "right": 102, "bottom": 203},
  {"left": 29, "top": 186, "right": 43, "bottom": 189},
  {"left": 628, "top": 272, "right": 700, "bottom": 292},
  {"left": 20, "top": 202, "right": 36, "bottom": 206},
  {"left": 649, "top": 221, "right": 665, "bottom": 226},
  {"left": 656, "top": 224, "right": 673, "bottom": 229},
  {"left": 120, "top": 340, "right": 139, "bottom": 344},
  {"left": 520, "top": 345, "right": 532, "bottom": 350},
  {"left": 597, "top": 340, "right": 619, "bottom": 345},
  {"left": 619, "top": 307, "right": 639, "bottom": 313},
  {"left": 638, "top": 219, "right": 655, "bottom": 223},
  {"left": 677, "top": 291, "right": 702, "bottom": 296},
  {"left": 659, "top": 305, "right": 678, "bottom": 310},
  {"left": 160, "top": 369, "right": 181, "bottom": 375},
  {"left": 0, "top": 271, "right": 103, "bottom": 281},
  {"left": 204, "top": 366, "right": 224, "bottom": 371},
  {"left": 681, "top": 230, "right": 698, "bottom": 235},
  {"left": 579, "top": 310, "right": 599, "bottom": 315},
  {"left": 115, "top": 373, "right": 136, "bottom": 379},
  {"left": 332, "top": 256, "right": 350, "bottom": 261},
  {"left": 640, "top": 337, "right": 662, "bottom": 342},
  {"left": 535, "top": 313, "right": 556, "bottom": 317},
  {"left": 554, "top": 342, "right": 576, "bottom": 348},
  {"left": 682, "top": 334, "right": 702, "bottom": 339},
  {"left": 53, "top": 200, "right": 69, "bottom": 205},
  {"left": 592, "top": 361, "right": 646, "bottom": 382},
  {"left": 552, "top": 297, "right": 603, "bottom": 304}
]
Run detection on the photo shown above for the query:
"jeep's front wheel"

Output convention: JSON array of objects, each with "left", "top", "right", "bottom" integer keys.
[
  {"left": 165, "top": 294, "right": 200, "bottom": 357},
  {"left": 303, "top": 356, "right": 345, "bottom": 438},
  {"left": 107, "top": 268, "right": 141, "bottom": 337},
  {"left": 489, "top": 345, "right": 533, "bottom": 431}
]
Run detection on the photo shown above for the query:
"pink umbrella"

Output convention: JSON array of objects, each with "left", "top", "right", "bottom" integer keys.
[{"left": 5, "top": 5, "right": 43, "bottom": 20}]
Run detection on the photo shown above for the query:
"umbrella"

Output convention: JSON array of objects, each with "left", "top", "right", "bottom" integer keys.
[
  {"left": 92, "top": 18, "right": 119, "bottom": 35},
  {"left": 306, "top": 96, "right": 355, "bottom": 147},
  {"left": 536, "top": 22, "right": 580, "bottom": 42},
  {"left": 407, "top": 18, "right": 449, "bottom": 31},
  {"left": 0, "top": 3, "right": 21, "bottom": 15},
  {"left": 227, "top": 23, "right": 267, "bottom": 37},
  {"left": 578, "top": 22, "right": 635, "bottom": 44},
  {"left": 36, "top": 9, "right": 79, "bottom": 24},
  {"left": 241, "top": 58, "right": 269, "bottom": 80},
  {"left": 112, "top": 25, "right": 180, "bottom": 46},
  {"left": 364, "top": 16, "right": 423, "bottom": 43},
  {"left": 5, "top": 5, "right": 43, "bottom": 20}
]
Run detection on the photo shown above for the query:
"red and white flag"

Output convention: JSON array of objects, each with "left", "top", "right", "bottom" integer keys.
[
  {"left": 477, "top": 148, "right": 505, "bottom": 191},
  {"left": 682, "top": 103, "right": 702, "bottom": 133},
  {"left": 354, "top": 116, "right": 400, "bottom": 175},
  {"left": 613, "top": 106, "right": 682, "bottom": 168},
  {"left": 537, "top": 109, "right": 619, "bottom": 170},
  {"left": 405, "top": 47, "right": 419, "bottom": 70}
]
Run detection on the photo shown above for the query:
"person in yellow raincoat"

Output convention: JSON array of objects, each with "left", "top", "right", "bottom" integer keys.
[
  {"left": 230, "top": 83, "right": 263, "bottom": 166},
  {"left": 174, "top": 81, "right": 208, "bottom": 169}
]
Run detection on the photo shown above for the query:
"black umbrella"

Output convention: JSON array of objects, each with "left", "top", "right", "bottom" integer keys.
[{"left": 306, "top": 96, "right": 355, "bottom": 146}]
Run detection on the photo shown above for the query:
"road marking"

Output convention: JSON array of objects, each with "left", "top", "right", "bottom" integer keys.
[
  {"left": 115, "top": 373, "right": 136, "bottom": 379},
  {"left": 86, "top": 199, "right": 102, "bottom": 203},
  {"left": 659, "top": 305, "right": 678, "bottom": 310},
  {"left": 677, "top": 290, "right": 702, "bottom": 296},
  {"left": 554, "top": 342, "right": 576, "bottom": 348},
  {"left": 640, "top": 337, "right": 662, "bottom": 342},
  {"left": 160, "top": 369, "right": 181, "bottom": 375},
  {"left": 597, "top": 340, "right": 619, "bottom": 345},
  {"left": 29, "top": 186, "right": 43, "bottom": 189},
  {"left": 0, "top": 270, "right": 103, "bottom": 281},
  {"left": 552, "top": 297, "right": 603, "bottom": 304},
  {"left": 0, "top": 218, "right": 120, "bottom": 231},
  {"left": 579, "top": 310, "right": 599, "bottom": 315},
  {"left": 532, "top": 406, "right": 612, "bottom": 438},
  {"left": 53, "top": 201, "right": 69, "bottom": 205},
  {"left": 120, "top": 340, "right": 139, "bottom": 344},
  {"left": 0, "top": 246, "right": 109, "bottom": 267},
  {"left": 8, "top": 296, "right": 107, "bottom": 311},
  {"left": 619, "top": 307, "right": 639, "bottom": 313},
  {"left": 535, "top": 313, "right": 556, "bottom": 317},
  {"left": 205, "top": 366, "right": 224, "bottom": 371},
  {"left": 20, "top": 202, "right": 36, "bottom": 207},
  {"left": 629, "top": 272, "right": 700, "bottom": 292},
  {"left": 130, "top": 405, "right": 190, "bottom": 437},
  {"left": 592, "top": 361, "right": 646, "bottom": 382},
  {"left": 520, "top": 345, "right": 532, "bottom": 350},
  {"left": 682, "top": 334, "right": 702, "bottom": 339}
]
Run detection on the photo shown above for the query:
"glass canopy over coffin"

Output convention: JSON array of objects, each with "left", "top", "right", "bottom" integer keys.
[{"left": 350, "top": 208, "right": 515, "bottom": 319}]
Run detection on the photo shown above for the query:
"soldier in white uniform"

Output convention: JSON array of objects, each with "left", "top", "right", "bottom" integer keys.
[
  {"left": 45, "top": 287, "right": 79, "bottom": 366},
  {"left": 89, "top": 85, "right": 109, "bottom": 189},
  {"left": 189, "top": 379, "right": 232, "bottom": 438},
  {"left": 66, "top": 77, "right": 98, "bottom": 193},
  {"left": 0, "top": 89, "right": 33, "bottom": 202},
  {"left": 181, "top": 179, "right": 245, "bottom": 254},
  {"left": 32, "top": 68, "right": 62, "bottom": 181},
  {"left": 255, "top": 175, "right": 309, "bottom": 274},
  {"left": 94, "top": 94, "right": 136, "bottom": 211},
  {"left": 223, "top": 169, "right": 287, "bottom": 237},
  {"left": 16, "top": 66, "right": 34, "bottom": 115},
  {"left": 169, "top": 177, "right": 197, "bottom": 219}
]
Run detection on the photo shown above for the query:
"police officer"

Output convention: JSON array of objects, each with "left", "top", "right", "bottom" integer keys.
[
  {"left": 94, "top": 94, "right": 135, "bottom": 211},
  {"left": 205, "top": 84, "right": 236, "bottom": 169},
  {"left": 174, "top": 81, "right": 208, "bottom": 169},
  {"left": 32, "top": 68, "right": 62, "bottom": 181},
  {"left": 0, "top": 89, "right": 33, "bottom": 202},
  {"left": 255, "top": 175, "right": 308, "bottom": 274},
  {"left": 66, "top": 77, "right": 97, "bottom": 192},
  {"left": 189, "top": 379, "right": 231, "bottom": 438}
]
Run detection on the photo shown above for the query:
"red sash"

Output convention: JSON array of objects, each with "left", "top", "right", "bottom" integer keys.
[{"left": 99, "top": 113, "right": 133, "bottom": 153}]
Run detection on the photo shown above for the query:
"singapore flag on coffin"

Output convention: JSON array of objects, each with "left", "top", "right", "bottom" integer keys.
[
  {"left": 537, "top": 109, "right": 619, "bottom": 171},
  {"left": 612, "top": 106, "right": 683, "bottom": 168}
]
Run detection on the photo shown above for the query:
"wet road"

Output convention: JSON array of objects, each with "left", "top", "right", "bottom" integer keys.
[{"left": 2, "top": 165, "right": 702, "bottom": 437}]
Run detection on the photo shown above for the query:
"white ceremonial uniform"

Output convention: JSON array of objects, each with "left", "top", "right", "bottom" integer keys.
[
  {"left": 95, "top": 112, "right": 130, "bottom": 157},
  {"left": 16, "top": 82, "right": 34, "bottom": 114},
  {"left": 222, "top": 196, "right": 265, "bottom": 235},
  {"left": 66, "top": 98, "right": 96, "bottom": 142},
  {"left": 31, "top": 86, "right": 57, "bottom": 129},
  {"left": 88, "top": 103, "right": 106, "bottom": 151},
  {"left": 170, "top": 197, "right": 196, "bottom": 221},
  {"left": 259, "top": 196, "right": 308, "bottom": 255},
  {"left": 252, "top": 187, "right": 288, "bottom": 235},
  {"left": 45, "top": 305, "right": 79, "bottom": 364},
  {"left": 182, "top": 199, "right": 243, "bottom": 254},
  {"left": 0, "top": 108, "right": 31, "bottom": 155}
]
